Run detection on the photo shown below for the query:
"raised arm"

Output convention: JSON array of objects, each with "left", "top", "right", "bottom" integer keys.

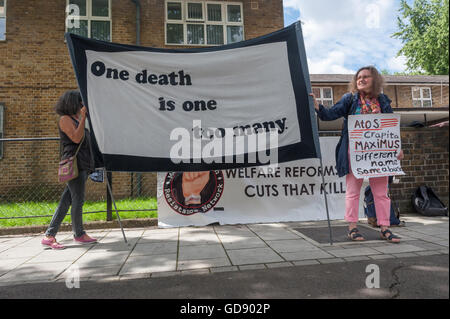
[
  {"left": 310, "top": 92, "right": 353, "bottom": 121},
  {"left": 59, "top": 106, "right": 87, "bottom": 144}
]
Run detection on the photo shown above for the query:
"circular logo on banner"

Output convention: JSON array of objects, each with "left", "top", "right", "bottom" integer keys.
[{"left": 163, "top": 171, "right": 224, "bottom": 216}]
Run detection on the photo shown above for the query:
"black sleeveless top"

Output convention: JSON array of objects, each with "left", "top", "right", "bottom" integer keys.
[{"left": 59, "top": 116, "right": 94, "bottom": 173}]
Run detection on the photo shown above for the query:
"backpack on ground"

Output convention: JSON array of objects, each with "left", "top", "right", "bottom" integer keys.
[{"left": 411, "top": 186, "right": 448, "bottom": 217}]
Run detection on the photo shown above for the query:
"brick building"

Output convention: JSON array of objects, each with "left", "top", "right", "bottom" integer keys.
[{"left": 0, "top": 0, "right": 448, "bottom": 213}]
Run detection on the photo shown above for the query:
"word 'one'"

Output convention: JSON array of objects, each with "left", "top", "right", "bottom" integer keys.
[{"left": 90, "top": 61, "right": 192, "bottom": 86}]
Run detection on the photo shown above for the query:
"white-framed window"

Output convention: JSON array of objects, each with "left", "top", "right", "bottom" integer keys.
[
  {"left": 66, "top": 0, "right": 112, "bottom": 42},
  {"left": 312, "top": 87, "right": 333, "bottom": 107},
  {"left": 165, "top": 0, "right": 244, "bottom": 46},
  {"left": 0, "top": 0, "right": 6, "bottom": 41},
  {"left": 0, "top": 103, "right": 4, "bottom": 159},
  {"left": 412, "top": 87, "right": 432, "bottom": 107}
]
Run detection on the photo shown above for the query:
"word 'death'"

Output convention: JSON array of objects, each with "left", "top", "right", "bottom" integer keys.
[{"left": 348, "top": 114, "right": 405, "bottom": 179}]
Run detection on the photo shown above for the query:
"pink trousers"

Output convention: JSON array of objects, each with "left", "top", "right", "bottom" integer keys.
[{"left": 345, "top": 156, "right": 391, "bottom": 227}]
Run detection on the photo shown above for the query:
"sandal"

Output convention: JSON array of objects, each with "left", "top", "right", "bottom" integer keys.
[
  {"left": 381, "top": 229, "right": 401, "bottom": 243},
  {"left": 348, "top": 228, "right": 365, "bottom": 241}
]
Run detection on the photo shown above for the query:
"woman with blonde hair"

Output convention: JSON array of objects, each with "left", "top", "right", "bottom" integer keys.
[{"left": 310, "top": 66, "right": 404, "bottom": 243}]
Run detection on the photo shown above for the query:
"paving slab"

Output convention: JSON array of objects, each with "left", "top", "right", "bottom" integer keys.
[
  {"left": 74, "top": 251, "right": 130, "bottom": 267},
  {"left": 87, "top": 242, "right": 135, "bottom": 253},
  {"left": 219, "top": 235, "right": 267, "bottom": 250},
  {"left": 247, "top": 228, "right": 300, "bottom": 241},
  {"left": 0, "top": 258, "right": 29, "bottom": 276},
  {"left": 130, "top": 242, "right": 178, "bottom": 257},
  {"left": 210, "top": 266, "right": 239, "bottom": 273},
  {"left": 369, "top": 254, "right": 396, "bottom": 260},
  {"left": 227, "top": 247, "right": 284, "bottom": 265},
  {"left": 266, "top": 239, "right": 321, "bottom": 252},
  {"left": 178, "top": 244, "right": 227, "bottom": 261},
  {"left": 25, "top": 248, "right": 89, "bottom": 264},
  {"left": 328, "top": 247, "right": 381, "bottom": 258},
  {"left": 317, "top": 258, "right": 345, "bottom": 264},
  {"left": 214, "top": 225, "right": 256, "bottom": 237},
  {"left": 238, "top": 264, "right": 267, "bottom": 271},
  {"left": 119, "top": 254, "right": 177, "bottom": 275},
  {"left": 0, "top": 261, "right": 72, "bottom": 283},
  {"left": 265, "top": 262, "right": 293, "bottom": 269},
  {"left": 371, "top": 243, "right": 426, "bottom": 254},
  {"left": 292, "top": 260, "right": 320, "bottom": 266},
  {"left": 280, "top": 249, "right": 333, "bottom": 261},
  {"left": 177, "top": 258, "right": 231, "bottom": 271},
  {"left": 58, "top": 264, "right": 122, "bottom": 279},
  {"left": 179, "top": 233, "right": 220, "bottom": 246}
]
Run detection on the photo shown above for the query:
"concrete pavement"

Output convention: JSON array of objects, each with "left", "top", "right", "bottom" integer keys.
[{"left": 0, "top": 214, "right": 448, "bottom": 290}]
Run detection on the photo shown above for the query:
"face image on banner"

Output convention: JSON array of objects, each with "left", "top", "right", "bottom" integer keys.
[{"left": 162, "top": 171, "right": 224, "bottom": 216}]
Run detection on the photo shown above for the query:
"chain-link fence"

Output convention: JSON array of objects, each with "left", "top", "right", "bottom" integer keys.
[{"left": 0, "top": 138, "right": 157, "bottom": 227}]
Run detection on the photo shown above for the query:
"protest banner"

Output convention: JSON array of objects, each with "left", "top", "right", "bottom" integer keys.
[
  {"left": 348, "top": 113, "right": 405, "bottom": 179},
  {"left": 157, "top": 137, "right": 364, "bottom": 228},
  {"left": 65, "top": 22, "right": 320, "bottom": 172}
]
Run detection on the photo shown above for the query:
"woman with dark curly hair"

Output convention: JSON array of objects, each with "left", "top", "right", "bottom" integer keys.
[
  {"left": 41, "top": 90, "right": 97, "bottom": 249},
  {"left": 310, "top": 66, "right": 404, "bottom": 243}
]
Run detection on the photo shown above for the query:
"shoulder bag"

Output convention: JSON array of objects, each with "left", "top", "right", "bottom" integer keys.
[{"left": 58, "top": 134, "right": 84, "bottom": 183}]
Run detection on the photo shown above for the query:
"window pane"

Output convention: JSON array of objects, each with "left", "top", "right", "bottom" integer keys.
[
  {"left": 207, "top": 4, "right": 221, "bottom": 21},
  {"left": 312, "top": 88, "right": 320, "bottom": 97},
  {"left": 187, "top": 24, "right": 204, "bottom": 44},
  {"left": 323, "top": 100, "right": 333, "bottom": 107},
  {"left": 92, "top": 0, "right": 109, "bottom": 17},
  {"left": 412, "top": 100, "right": 422, "bottom": 107},
  {"left": 167, "top": 24, "right": 183, "bottom": 44},
  {"left": 412, "top": 87, "right": 420, "bottom": 99},
  {"left": 422, "top": 88, "right": 431, "bottom": 99},
  {"left": 0, "top": 0, "right": 4, "bottom": 16},
  {"left": 323, "top": 88, "right": 332, "bottom": 99},
  {"left": 207, "top": 25, "right": 223, "bottom": 45},
  {"left": 91, "top": 20, "right": 110, "bottom": 41},
  {"left": 0, "top": 18, "right": 5, "bottom": 40},
  {"left": 69, "top": 0, "right": 86, "bottom": 16},
  {"left": 422, "top": 100, "right": 432, "bottom": 107},
  {"left": 167, "top": 2, "right": 182, "bottom": 20},
  {"left": 67, "top": 19, "right": 88, "bottom": 37},
  {"left": 227, "top": 5, "right": 241, "bottom": 22},
  {"left": 227, "top": 26, "right": 243, "bottom": 43},
  {"left": 188, "top": 3, "right": 202, "bottom": 20}
]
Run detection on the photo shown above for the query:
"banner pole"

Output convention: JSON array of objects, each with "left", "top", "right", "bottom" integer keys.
[
  {"left": 294, "top": 21, "right": 333, "bottom": 245},
  {"left": 105, "top": 170, "right": 128, "bottom": 244},
  {"left": 319, "top": 156, "right": 333, "bottom": 245}
]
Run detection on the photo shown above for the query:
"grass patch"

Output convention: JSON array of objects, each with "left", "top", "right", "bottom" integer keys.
[{"left": 0, "top": 197, "right": 157, "bottom": 228}]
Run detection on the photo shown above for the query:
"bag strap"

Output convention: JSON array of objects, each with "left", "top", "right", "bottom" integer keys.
[
  {"left": 70, "top": 116, "right": 85, "bottom": 157},
  {"left": 73, "top": 133, "right": 85, "bottom": 157}
]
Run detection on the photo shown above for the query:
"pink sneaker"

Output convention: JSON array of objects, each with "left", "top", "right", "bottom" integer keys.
[
  {"left": 74, "top": 234, "right": 97, "bottom": 244},
  {"left": 41, "top": 236, "right": 65, "bottom": 250}
]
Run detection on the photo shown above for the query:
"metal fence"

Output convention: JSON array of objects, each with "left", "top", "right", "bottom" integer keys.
[{"left": 0, "top": 137, "right": 157, "bottom": 224}]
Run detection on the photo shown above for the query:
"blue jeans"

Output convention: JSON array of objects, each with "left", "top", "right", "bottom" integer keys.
[{"left": 45, "top": 170, "right": 88, "bottom": 238}]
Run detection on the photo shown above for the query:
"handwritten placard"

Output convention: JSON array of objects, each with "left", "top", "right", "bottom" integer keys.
[{"left": 348, "top": 114, "right": 405, "bottom": 179}]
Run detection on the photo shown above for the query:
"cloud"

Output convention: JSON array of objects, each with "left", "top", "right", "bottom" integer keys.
[
  {"left": 307, "top": 51, "right": 356, "bottom": 74},
  {"left": 283, "top": 0, "right": 407, "bottom": 74},
  {"left": 387, "top": 55, "right": 408, "bottom": 72}
]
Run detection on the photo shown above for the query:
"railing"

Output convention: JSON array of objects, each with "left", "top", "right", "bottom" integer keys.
[{"left": 0, "top": 137, "right": 157, "bottom": 224}]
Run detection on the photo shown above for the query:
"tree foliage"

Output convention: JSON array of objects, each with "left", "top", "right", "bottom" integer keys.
[{"left": 393, "top": 0, "right": 449, "bottom": 75}]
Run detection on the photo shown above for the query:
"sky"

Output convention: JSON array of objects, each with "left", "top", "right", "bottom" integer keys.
[{"left": 283, "top": 0, "right": 409, "bottom": 74}]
